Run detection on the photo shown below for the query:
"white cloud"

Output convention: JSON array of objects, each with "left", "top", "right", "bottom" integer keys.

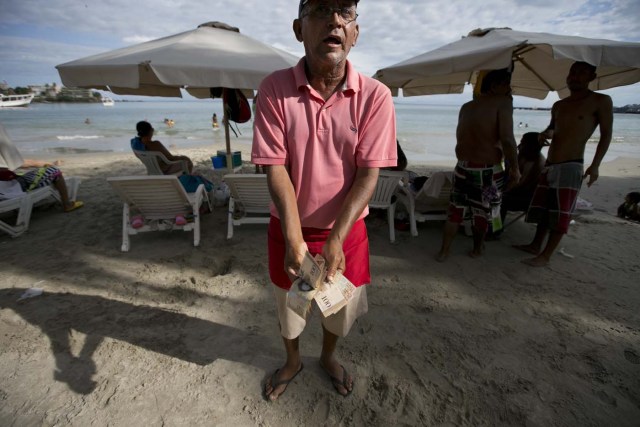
[{"left": 1, "top": 0, "right": 639, "bottom": 106}]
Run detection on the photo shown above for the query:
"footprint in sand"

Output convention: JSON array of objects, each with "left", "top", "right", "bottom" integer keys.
[{"left": 623, "top": 348, "right": 640, "bottom": 364}]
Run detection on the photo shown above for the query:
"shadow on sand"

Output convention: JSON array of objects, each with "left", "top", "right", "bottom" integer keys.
[{"left": 1, "top": 288, "right": 276, "bottom": 395}]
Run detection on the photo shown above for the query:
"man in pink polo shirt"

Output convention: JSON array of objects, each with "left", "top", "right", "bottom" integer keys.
[{"left": 252, "top": 0, "right": 396, "bottom": 401}]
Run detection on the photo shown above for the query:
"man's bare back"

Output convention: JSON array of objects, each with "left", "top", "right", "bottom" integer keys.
[{"left": 456, "top": 95, "right": 515, "bottom": 165}]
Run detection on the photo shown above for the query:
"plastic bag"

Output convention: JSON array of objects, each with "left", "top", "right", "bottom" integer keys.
[{"left": 213, "top": 182, "right": 230, "bottom": 207}]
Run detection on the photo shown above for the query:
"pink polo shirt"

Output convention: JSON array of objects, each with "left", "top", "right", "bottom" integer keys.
[{"left": 252, "top": 58, "right": 397, "bottom": 229}]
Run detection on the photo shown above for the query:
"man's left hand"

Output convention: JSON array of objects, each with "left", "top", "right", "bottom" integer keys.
[
  {"left": 584, "top": 165, "right": 599, "bottom": 187},
  {"left": 322, "top": 238, "right": 345, "bottom": 282}
]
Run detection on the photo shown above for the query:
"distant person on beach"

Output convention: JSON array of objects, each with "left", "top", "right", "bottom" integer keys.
[
  {"left": 131, "top": 121, "right": 193, "bottom": 174},
  {"left": 617, "top": 192, "right": 640, "bottom": 221},
  {"left": 212, "top": 113, "right": 219, "bottom": 128},
  {"left": 252, "top": 0, "right": 396, "bottom": 401},
  {"left": 436, "top": 69, "right": 520, "bottom": 261},
  {"left": 514, "top": 61, "right": 613, "bottom": 267}
]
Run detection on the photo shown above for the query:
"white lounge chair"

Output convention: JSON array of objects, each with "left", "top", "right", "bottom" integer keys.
[
  {"left": 395, "top": 171, "right": 453, "bottom": 237},
  {"left": 368, "top": 170, "right": 417, "bottom": 243},
  {"left": 0, "top": 191, "right": 32, "bottom": 237},
  {"left": 133, "top": 150, "right": 189, "bottom": 176},
  {"left": 0, "top": 176, "right": 81, "bottom": 237},
  {"left": 107, "top": 175, "right": 212, "bottom": 251},
  {"left": 222, "top": 174, "right": 271, "bottom": 239}
]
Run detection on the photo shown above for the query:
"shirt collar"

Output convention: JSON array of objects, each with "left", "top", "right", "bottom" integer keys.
[{"left": 294, "top": 57, "right": 360, "bottom": 94}]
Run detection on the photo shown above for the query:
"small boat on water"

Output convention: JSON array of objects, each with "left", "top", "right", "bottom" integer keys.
[
  {"left": 102, "top": 97, "right": 115, "bottom": 106},
  {"left": 0, "top": 93, "right": 35, "bottom": 107}
]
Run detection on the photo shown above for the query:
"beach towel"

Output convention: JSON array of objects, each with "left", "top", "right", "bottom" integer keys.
[
  {"left": 17, "top": 166, "right": 62, "bottom": 192},
  {"left": 210, "top": 88, "right": 251, "bottom": 123},
  {"left": 0, "top": 180, "right": 25, "bottom": 200},
  {"left": 0, "top": 123, "right": 25, "bottom": 170},
  {"left": 178, "top": 174, "right": 213, "bottom": 193},
  {"left": 525, "top": 161, "right": 583, "bottom": 233}
]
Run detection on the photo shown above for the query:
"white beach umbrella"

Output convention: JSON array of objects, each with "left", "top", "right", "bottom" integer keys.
[
  {"left": 56, "top": 22, "right": 300, "bottom": 167},
  {"left": 373, "top": 28, "right": 640, "bottom": 99}
]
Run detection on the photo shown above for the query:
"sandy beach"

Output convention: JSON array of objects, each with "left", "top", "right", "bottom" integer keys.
[{"left": 1, "top": 147, "right": 639, "bottom": 426}]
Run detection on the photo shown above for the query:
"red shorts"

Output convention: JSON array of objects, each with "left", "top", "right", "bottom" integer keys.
[{"left": 268, "top": 216, "right": 370, "bottom": 290}]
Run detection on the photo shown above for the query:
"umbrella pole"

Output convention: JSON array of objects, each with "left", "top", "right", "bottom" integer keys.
[{"left": 223, "top": 104, "right": 234, "bottom": 173}]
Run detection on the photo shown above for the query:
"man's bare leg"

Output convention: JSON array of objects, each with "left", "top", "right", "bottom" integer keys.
[
  {"left": 513, "top": 222, "right": 548, "bottom": 255},
  {"left": 523, "top": 230, "right": 564, "bottom": 267},
  {"left": 264, "top": 336, "right": 302, "bottom": 401},
  {"left": 320, "top": 325, "right": 352, "bottom": 396},
  {"left": 470, "top": 225, "right": 486, "bottom": 258},
  {"left": 436, "top": 221, "right": 460, "bottom": 262},
  {"left": 52, "top": 176, "right": 73, "bottom": 211}
]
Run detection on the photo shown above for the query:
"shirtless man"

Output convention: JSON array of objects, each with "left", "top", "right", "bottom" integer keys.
[
  {"left": 515, "top": 61, "right": 613, "bottom": 266},
  {"left": 437, "top": 69, "right": 520, "bottom": 261}
]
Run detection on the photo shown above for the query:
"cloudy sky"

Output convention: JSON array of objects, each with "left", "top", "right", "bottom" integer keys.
[{"left": 1, "top": 0, "right": 639, "bottom": 107}]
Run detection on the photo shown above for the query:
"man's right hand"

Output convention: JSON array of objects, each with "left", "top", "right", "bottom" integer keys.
[
  {"left": 505, "top": 166, "right": 521, "bottom": 191},
  {"left": 538, "top": 130, "right": 552, "bottom": 146},
  {"left": 284, "top": 240, "right": 309, "bottom": 282}
]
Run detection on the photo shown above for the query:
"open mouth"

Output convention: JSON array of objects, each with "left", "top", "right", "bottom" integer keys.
[{"left": 323, "top": 35, "right": 342, "bottom": 46}]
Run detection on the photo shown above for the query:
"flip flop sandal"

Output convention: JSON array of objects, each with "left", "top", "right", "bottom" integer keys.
[
  {"left": 263, "top": 363, "right": 304, "bottom": 401},
  {"left": 324, "top": 363, "right": 353, "bottom": 397},
  {"left": 64, "top": 200, "right": 84, "bottom": 212}
]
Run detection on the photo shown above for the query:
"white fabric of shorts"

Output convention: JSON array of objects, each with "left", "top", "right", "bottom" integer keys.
[{"left": 273, "top": 285, "right": 368, "bottom": 339}]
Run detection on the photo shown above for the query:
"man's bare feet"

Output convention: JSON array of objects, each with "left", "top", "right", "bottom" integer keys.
[
  {"left": 263, "top": 363, "right": 303, "bottom": 402},
  {"left": 521, "top": 256, "right": 549, "bottom": 267},
  {"left": 320, "top": 358, "right": 353, "bottom": 396},
  {"left": 469, "top": 243, "right": 485, "bottom": 258},
  {"left": 469, "top": 249, "right": 483, "bottom": 258},
  {"left": 435, "top": 250, "right": 449, "bottom": 262},
  {"left": 512, "top": 244, "right": 540, "bottom": 255}
]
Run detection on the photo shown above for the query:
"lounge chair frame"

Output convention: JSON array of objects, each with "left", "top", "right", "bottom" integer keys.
[
  {"left": 369, "top": 170, "right": 417, "bottom": 243},
  {"left": 107, "top": 175, "right": 211, "bottom": 251},
  {"left": 133, "top": 150, "right": 189, "bottom": 176},
  {"left": 222, "top": 174, "right": 271, "bottom": 239},
  {"left": 0, "top": 177, "right": 81, "bottom": 237}
]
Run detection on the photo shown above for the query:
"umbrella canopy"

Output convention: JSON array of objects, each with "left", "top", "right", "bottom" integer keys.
[
  {"left": 0, "top": 123, "right": 24, "bottom": 170},
  {"left": 56, "top": 22, "right": 300, "bottom": 168},
  {"left": 56, "top": 22, "right": 299, "bottom": 97},
  {"left": 373, "top": 28, "right": 640, "bottom": 99}
]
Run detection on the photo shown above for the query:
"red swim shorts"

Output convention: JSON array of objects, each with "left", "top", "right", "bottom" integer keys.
[{"left": 267, "top": 216, "right": 370, "bottom": 290}]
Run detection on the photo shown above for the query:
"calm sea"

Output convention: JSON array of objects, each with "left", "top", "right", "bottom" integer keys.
[{"left": 1, "top": 101, "right": 639, "bottom": 164}]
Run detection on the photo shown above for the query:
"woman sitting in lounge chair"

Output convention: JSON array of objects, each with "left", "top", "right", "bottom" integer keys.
[{"left": 131, "top": 121, "right": 193, "bottom": 175}]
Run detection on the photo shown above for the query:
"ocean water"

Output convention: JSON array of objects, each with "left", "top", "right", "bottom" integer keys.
[{"left": 1, "top": 100, "right": 639, "bottom": 164}]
